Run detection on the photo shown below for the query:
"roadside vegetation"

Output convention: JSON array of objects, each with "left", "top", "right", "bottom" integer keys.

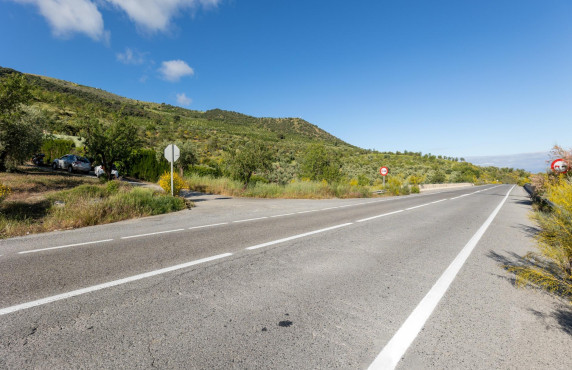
[
  {"left": 0, "top": 169, "right": 186, "bottom": 239},
  {"left": 507, "top": 146, "right": 572, "bottom": 302},
  {"left": 0, "top": 67, "right": 529, "bottom": 195}
]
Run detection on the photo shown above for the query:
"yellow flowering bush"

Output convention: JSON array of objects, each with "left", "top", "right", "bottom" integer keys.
[{"left": 158, "top": 171, "right": 186, "bottom": 196}]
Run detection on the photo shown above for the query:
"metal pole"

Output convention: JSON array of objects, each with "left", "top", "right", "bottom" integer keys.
[
  {"left": 170, "top": 144, "right": 174, "bottom": 196},
  {"left": 383, "top": 176, "right": 385, "bottom": 188}
]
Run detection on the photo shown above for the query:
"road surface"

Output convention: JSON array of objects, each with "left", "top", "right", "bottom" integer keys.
[{"left": 1, "top": 185, "right": 570, "bottom": 368}]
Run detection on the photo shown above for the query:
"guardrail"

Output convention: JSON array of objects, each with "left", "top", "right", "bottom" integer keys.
[{"left": 523, "top": 183, "right": 556, "bottom": 209}]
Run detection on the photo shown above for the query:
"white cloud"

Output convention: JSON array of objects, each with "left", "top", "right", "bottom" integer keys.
[
  {"left": 176, "top": 93, "right": 192, "bottom": 106},
  {"left": 159, "top": 60, "right": 194, "bottom": 82},
  {"left": 105, "top": 0, "right": 220, "bottom": 32},
  {"left": 12, "top": 0, "right": 107, "bottom": 41},
  {"left": 116, "top": 47, "right": 146, "bottom": 65}
]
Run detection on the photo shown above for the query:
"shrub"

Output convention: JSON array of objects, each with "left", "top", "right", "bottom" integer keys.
[
  {"left": 41, "top": 138, "right": 75, "bottom": 164},
  {"left": 126, "top": 148, "right": 169, "bottom": 182},
  {"left": 411, "top": 185, "right": 420, "bottom": 193},
  {"left": 508, "top": 178, "right": 572, "bottom": 301},
  {"left": 0, "top": 183, "right": 11, "bottom": 203},
  {"left": 187, "top": 165, "right": 221, "bottom": 178},
  {"left": 158, "top": 171, "right": 186, "bottom": 196}
]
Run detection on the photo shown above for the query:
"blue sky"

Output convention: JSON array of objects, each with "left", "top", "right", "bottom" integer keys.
[{"left": 1, "top": 0, "right": 571, "bottom": 161}]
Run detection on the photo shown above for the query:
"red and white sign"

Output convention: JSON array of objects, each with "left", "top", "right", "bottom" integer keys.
[
  {"left": 551, "top": 158, "right": 569, "bottom": 174},
  {"left": 380, "top": 166, "right": 389, "bottom": 176}
]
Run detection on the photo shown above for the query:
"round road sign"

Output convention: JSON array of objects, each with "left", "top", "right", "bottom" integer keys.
[
  {"left": 380, "top": 166, "right": 389, "bottom": 176},
  {"left": 551, "top": 158, "right": 569, "bottom": 174}
]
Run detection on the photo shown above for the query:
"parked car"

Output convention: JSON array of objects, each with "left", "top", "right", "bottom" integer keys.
[
  {"left": 70, "top": 157, "right": 91, "bottom": 174},
  {"left": 31, "top": 153, "right": 45, "bottom": 166},
  {"left": 52, "top": 154, "right": 88, "bottom": 173},
  {"left": 95, "top": 165, "right": 119, "bottom": 179}
]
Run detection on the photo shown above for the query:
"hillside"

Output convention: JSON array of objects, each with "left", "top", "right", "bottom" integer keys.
[{"left": 0, "top": 66, "right": 530, "bottom": 187}]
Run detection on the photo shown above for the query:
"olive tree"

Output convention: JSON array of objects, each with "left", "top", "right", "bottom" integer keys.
[
  {"left": 0, "top": 74, "right": 43, "bottom": 171},
  {"left": 81, "top": 116, "right": 141, "bottom": 180},
  {"left": 226, "top": 140, "right": 273, "bottom": 186}
]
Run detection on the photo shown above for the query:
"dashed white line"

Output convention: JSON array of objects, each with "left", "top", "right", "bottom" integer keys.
[
  {"left": 368, "top": 185, "right": 515, "bottom": 370},
  {"left": 356, "top": 210, "right": 405, "bottom": 223},
  {"left": 19, "top": 239, "right": 114, "bottom": 254},
  {"left": 270, "top": 213, "right": 297, "bottom": 218},
  {"left": 246, "top": 223, "right": 353, "bottom": 250},
  {"left": 405, "top": 203, "right": 431, "bottom": 211},
  {"left": 188, "top": 223, "right": 228, "bottom": 230},
  {"left": 430, "top": 199, "right": 448, "bottom": 204},
  {"left": 121, "top": 229, "right": 185, "bottom": 240},
  {"left": 0, "top": 253, "right": 233, "bottom": 316},
  {"left": 233, "top": 216, "right": 268, "bottom": 223}
]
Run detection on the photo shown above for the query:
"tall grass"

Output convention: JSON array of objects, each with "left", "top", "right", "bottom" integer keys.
[
  {"left": 0, "top": 181, "right": 186, "bottom": 238},
  {"left": 184, "top": 174, "right": 373, "bottom": 199},
  {"left": 508, "top": 178, "right": 572, "bottom": 301}
]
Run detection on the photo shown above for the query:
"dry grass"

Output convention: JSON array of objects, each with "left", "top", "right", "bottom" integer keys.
[{"left": 0, "top": 168, "right": 186, "bottom": 238}]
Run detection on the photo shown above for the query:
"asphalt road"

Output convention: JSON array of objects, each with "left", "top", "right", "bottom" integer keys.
[{"left": 0, "top": 185, "right": 570, "bottom": 369}]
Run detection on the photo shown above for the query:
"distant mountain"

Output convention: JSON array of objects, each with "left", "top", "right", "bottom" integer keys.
[
  {"left": 466, "top": 152, "right": 551, "bottom": 174},
  {"left": 0, "top": 66, "right": 530, "bottom": 185}
]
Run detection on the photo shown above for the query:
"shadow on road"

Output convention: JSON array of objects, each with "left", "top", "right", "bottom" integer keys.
[{"left": 488, "top": 250, "right": 572, "bottom": 336}]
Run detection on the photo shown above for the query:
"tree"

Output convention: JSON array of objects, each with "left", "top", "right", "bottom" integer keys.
[
  {"left": 226, "top": 141, "right": 272, "bottom": 186},
  {"left": 81, "top": 116, "right": 141, "bottom": 180},
  {"left": 300, "top": 143, "right": 341, "bottom": 183},
  {"left": 0, "top": 73, "right": 43, "bottom": 171}
]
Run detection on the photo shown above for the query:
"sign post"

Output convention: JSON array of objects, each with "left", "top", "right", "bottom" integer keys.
[
  {"left": 379, "top": 166, "right": 389, "bottom": 187},
  {"left": 164, "top": 144, "right": 180, "bottom": 196}
]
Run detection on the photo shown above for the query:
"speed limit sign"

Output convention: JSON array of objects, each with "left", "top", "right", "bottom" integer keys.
[{"left": 380, "top": 166, "right": 389, "bottom": 176}]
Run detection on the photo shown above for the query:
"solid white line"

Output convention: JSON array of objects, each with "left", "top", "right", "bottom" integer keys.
[
  {"left": 405, "top": 203, "right": 431, "bottom": 211},
  {"left": 297, "top": 210, "right": 319, "bottom": 214},
  {"left": 0, "top": 253, "right": 233, "bottom": 317},
  {"left": 233, "top": 216, "right": 268, "bottom": 223},
  {"left": 368, "top": 185, "right": 515, "bottom": 370},
  {"left": 270, "top": 213, "right": 297, "bottom": 218},
  {"left": 450, "top": 194, "right": 470, "bottom": 200},
  {"left": 246, "top": 223, "right": 353, "bottom": 250},
  {"left": 188, "top": 223, "right": 228, "bottom": 230},
  {"left": 19, "top": 239, "right": 114, "bottom": 254},
  {"left": 356, "top": 210, "right": 404, "bottom": 223},
  {"left": 121, "top": 229, "right": 185, "bottom": 239}
]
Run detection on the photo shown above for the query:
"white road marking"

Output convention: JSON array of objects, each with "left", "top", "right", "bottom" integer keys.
[
  {"left": 270, "top": 213, "right": 297, "bottom": 218},
  {"left": 188, "top": 223, "right": 228, "bottom": 230},
  {"left": 368, "top": 185, "right": 515, "bottom": 370},
  {"left": 450, "top": 194, "right": 470, "bottom": 200},
  {"left": 0, "top": 253, "right": 233, "bottom": 317},
  {"left": 405, "top": 203, "right": 431, "bottom": 211},
  {"left": 246, "top": 223, "right": 353, "bottom": 250},
  {"left": 430, "top": 199, "right": 448, "bottom": 204},
  {"left": 19, "top": 239, "right": 114, "bottom": 254},
  {"left": 121, "top": 229, "right": 185, "bottom": 240},
  {"left": 297, "top": 210, "right": 319, "bottom": 214},
  {"left": 356, "top": 210, "right": 404, "bottom": 223},
  {"left": 233, "top": 216, "right": 268, "bottom": 223}
]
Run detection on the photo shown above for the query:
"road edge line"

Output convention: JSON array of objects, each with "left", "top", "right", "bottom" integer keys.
[{"left": 368, "top": 185, "right": 515, "bottom": 370}]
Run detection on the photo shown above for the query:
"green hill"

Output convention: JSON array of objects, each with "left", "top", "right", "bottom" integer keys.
[{"left": 0, "top": 66, "right": 530, "bottom": 187}]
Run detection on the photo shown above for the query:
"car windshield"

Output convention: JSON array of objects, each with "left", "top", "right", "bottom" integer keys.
[{"left": 78, "top": 157, "right": 89, "bottom": 163}]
